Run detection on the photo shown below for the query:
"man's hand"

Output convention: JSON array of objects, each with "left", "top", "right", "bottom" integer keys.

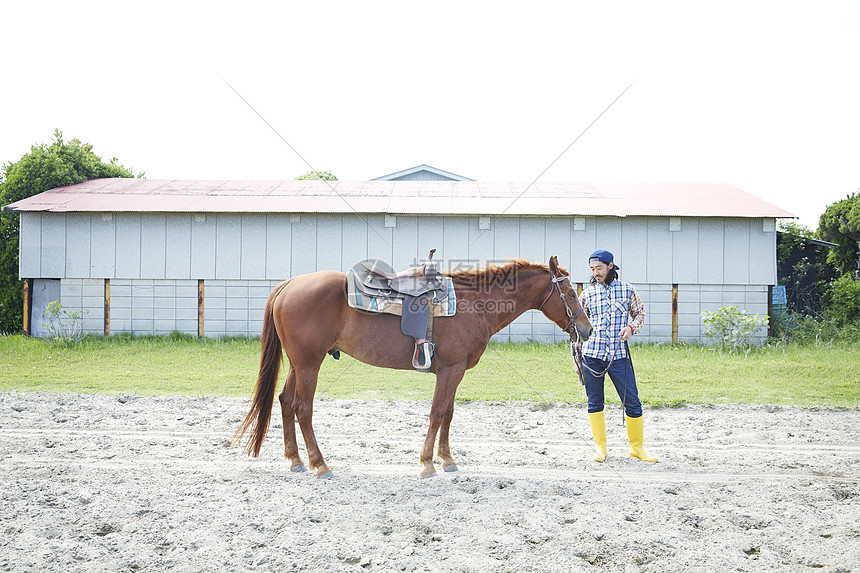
[{"left": 620, "top": 326, "right": 633, "bottom": 341}]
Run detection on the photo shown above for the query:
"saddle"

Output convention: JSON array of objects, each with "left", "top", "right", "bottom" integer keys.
[
  {"left": 358, "top": 250, "right": 445, "bottom": 297},
  {"left": 347, "top": 250, "right": 453, "bottom": 372}
]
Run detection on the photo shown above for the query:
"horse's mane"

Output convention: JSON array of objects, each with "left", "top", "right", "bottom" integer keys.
[{"left": 447, "top": 259, "right": 568, "bottom": 286}]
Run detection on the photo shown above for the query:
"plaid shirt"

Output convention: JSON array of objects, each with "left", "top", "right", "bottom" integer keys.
[{"left": 578, "top": 279, "right": 645, "bottom": 360}]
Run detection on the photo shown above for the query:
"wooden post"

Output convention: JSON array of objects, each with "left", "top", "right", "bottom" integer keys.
[
  {"left": 22, "top": 279, "right": 33, "bottom": 336},
  {"left": 672, "top": 284, "right": 679, "bottom": 344},
  {"left": 576, "top": 283, "right": 583, "bottom": 297},
  {"left": 197, "top": 279, "right": 205, "bottom": 338},
  {"left": 104, "top": 279, "right": 111, "bottom": 336}
]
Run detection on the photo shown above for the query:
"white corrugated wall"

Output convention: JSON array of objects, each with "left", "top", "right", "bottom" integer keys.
[{"left": 19, "top": 212, "right": 775, "bottom": 343}]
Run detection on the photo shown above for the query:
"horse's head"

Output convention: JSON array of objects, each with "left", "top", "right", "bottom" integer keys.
[{"left": 540, "top": 256, "right": 592, "bottom": 341}]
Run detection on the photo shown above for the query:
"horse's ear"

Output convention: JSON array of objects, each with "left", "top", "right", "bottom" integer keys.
[{"left": 549, "top": 256, "right": 559, "bottom": 273}]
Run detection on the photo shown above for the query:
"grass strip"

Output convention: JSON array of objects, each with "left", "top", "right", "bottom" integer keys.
[{"left": 1, "top": 335, "right": 858, "bottom": 407}]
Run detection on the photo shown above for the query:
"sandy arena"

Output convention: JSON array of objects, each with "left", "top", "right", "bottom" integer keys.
[{"left": 1, "top": 392, "right": 858, "bottom": 572}]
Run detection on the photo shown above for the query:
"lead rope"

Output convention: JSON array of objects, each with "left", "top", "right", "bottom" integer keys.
[
  {"left": 622, "top": 338, "right": 636, "bottom": 427},
  {"left": 571, "top": 332, "right": 628, "bottom": 426}
]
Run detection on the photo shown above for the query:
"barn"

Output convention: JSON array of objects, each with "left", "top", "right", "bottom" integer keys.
[{"left": 3, "top": 170, "right": 794, "bottom": 344}]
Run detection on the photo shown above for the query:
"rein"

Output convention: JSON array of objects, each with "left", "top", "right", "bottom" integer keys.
[
  {"left": 571, "top": 335, "right": 619, "bottom": 385},
  {"left": 567, "top": 280, "right": 620, "bottom": 387},
  {"left": 538, "top": 269, "right": 610, "bottom": 390},
  {"left": 571, "top": 337, "right": 633, "bottom": 424},
  {"left": 569, "top": 294, "right": 633, "bottom": 426}
]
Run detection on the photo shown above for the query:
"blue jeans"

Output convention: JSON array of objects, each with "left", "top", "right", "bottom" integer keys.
[{"left": 582, "top": 355, "right": 643, "bottom": 417}]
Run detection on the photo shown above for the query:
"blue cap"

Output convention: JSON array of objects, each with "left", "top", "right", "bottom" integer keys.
[{"left": 588, "top": 250, "right": 614, "bottom": 264}]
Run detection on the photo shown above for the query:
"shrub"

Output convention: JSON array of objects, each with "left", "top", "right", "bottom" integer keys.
[
  {"left": 43, "top": 300, "right": 89, "bottom": 344},
  {"left": 823, "top": 274, "right": 860, "bottom": 325},
  {"left": 701, "top": 305, "right": 769, "bottom": 347}
]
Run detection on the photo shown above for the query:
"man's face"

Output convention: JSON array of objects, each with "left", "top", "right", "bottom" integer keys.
[{"left": 589, "top": 261, "right": 612, "bottom": 284}]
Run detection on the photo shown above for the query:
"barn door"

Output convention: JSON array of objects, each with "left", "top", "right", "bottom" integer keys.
[{"left": 30, "top": 279, "right": 61, "bottom": 338}]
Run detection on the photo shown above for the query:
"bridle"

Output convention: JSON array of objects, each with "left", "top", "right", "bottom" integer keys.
[
  {"left": 538, "top": 270, "right": 585, "bottom": 337},
  {"left": 540, "top": 270, "right": 600, "bottom": 387}
]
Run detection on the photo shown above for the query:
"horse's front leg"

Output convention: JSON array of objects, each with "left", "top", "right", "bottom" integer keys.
[
  {"left": 437, "top": 398, "right": 458, "bottom": 472},
  {"left": 420, "top": 366, "right": 465, "bottom": 478},
  {"left": 278, "top": 366, "right": 306, "bottom": 472}
]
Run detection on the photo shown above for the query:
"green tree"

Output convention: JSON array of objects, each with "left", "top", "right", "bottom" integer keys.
[
  {"left": 817, "top": 192, "right": 860, "bottom": 276},
  {"left": 294, "top": 170, "right": 338, "bottom": 181},
  {"left": 0, "top": 130, "right": 137, "bottom": 333},
  {"left": 776, "top": 220, "right": 836, "bottom": 315},
  {"left": 777, "top": 220, "right": 817, "bottom": 278}
]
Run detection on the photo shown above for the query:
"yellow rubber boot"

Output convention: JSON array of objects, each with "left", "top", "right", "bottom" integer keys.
[
  {"left": 588, "top": 412, "right": 608, "bottom": 462},
  {"left": 626, "top": 415, "right": 658, "bottom": 462}
]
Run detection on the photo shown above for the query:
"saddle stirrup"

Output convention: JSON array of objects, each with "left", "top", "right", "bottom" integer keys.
[{"left": 412, "top": 339, "right": 434, "bottom": 370}]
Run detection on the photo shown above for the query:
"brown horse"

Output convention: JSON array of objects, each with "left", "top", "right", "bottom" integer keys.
[{"left": 232, "top": 256, "right": 592, "bottom": 478}]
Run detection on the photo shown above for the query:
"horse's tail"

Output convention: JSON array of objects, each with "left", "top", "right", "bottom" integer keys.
[{"left": 231, "top": 280, "right": 289, "bottom": 457}]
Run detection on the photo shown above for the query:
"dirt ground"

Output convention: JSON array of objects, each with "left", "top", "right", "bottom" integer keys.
[{"left": 1, "top": 392, "right": 858, "bottom": 572}]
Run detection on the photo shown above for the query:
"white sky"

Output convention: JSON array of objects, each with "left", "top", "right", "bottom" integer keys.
[{"left": 2, "top": 1, "right": 857, "bottom": 229}]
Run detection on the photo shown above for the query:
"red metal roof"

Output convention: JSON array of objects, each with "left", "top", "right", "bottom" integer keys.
[{"left": 1, "top": 178, "right": 795, "bottom": 218}]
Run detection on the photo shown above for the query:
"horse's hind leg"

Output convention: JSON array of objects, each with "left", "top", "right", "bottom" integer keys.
[
  {"left": 293, "top": 363, "right": 333, "bottom": 478},
  {"left": 279, "top": 365, "right": 306, "bottom": 472}
]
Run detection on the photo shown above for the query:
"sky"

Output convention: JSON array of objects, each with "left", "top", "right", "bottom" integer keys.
[{"left": 1, "top": 1, "right": 858, "bottom": 230}]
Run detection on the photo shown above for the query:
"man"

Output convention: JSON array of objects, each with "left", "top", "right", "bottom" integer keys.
[{"left": 574, "top": 249, "right": 657, "bottom": 463}]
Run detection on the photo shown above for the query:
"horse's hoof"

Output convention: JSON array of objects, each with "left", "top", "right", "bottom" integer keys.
[
  {"left": 291, "top": 464, "right": 307, "bottom": 473},
  {"left": 442, "top": 464, "right": 459, "bottom": 473},
  {"left": 420, "top": 472, "right": 438, "bottom": 479},
  {"left": 317, "top": 471, "right": 334, "bottom": 479}
]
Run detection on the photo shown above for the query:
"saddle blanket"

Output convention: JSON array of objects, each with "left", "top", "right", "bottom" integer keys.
[{"left": 346, "top": 270, "right": 457, "bottom": 317}]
